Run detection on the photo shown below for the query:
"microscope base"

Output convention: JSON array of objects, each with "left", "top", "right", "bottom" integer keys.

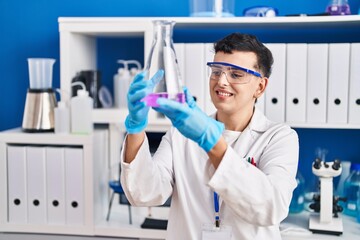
[{"left": 309, "top": 214, "right": 343, "bottom": 236}]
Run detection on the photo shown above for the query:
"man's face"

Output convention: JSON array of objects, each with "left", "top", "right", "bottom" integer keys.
[{"left": 209, "top": 51, "right": 266, "bottom": 115}]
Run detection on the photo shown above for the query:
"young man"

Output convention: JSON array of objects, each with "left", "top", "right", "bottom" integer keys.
[{"left": 121, "top": 33, "right": 299, "bottom": 239}]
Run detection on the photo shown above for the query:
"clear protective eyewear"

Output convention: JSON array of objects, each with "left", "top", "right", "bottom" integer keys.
[{"left": 207, "top": 62, "right": 262, "bottom": 84}]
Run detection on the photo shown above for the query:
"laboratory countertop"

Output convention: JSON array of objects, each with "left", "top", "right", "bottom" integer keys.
[
  {"left": 281, "top": 211, "right": 360, "bottom": 240},
  {"left": 102, "top": 204, "right": 360, "bottom": 240}
]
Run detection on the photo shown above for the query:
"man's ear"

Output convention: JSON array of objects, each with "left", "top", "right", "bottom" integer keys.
[{"left": 254, "top": 77, "right": 268, "bottom": 99}]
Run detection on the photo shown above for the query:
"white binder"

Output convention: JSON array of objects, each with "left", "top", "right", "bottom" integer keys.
[
  {"left": 46, "top": 147, "right": 66, "bottom": 225},
  {"left": 174, "top": 43, "right": 185, "bottom": 83},
  {"left": 65, "top": 147, "right": 84, "bottom": 225},
  {"left": 327, "top": 43, "right": 350, "bottom": 124},
  {"left": 204, "top": 42, "right": 217, "bottom": 115},
  {"left": 184, "top": 43, "right": 206, "bottom": 111},
  {"left": 349, "top": 43, "right": 360, "bottom": 124},
  {"left": 26, "top": 146, "right": 47, "bottom": 224},
  {"left": 286, "top": 44, "right": 307, "bottom": 123},
  {"left": 7, "top": 145, "right": 28, "bottom": 223},
  {"left": 264, "top": 44, "right": 286, "bottom": 122},
  {"left": 307, "top": 44, "right": 328, "bottom": 123}
]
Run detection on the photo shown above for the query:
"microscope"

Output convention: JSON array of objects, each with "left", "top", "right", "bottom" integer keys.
[{"left": 309, "top": 158, "right": 344, "bottom": 236}]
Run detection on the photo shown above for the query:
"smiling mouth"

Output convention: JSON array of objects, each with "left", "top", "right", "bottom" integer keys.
[{"left": 216, "top": 90, "right": 233, "bottom": 97}]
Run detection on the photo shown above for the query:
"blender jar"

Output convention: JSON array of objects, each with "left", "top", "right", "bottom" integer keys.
[{"left": 27, "top": 58, "right": 56, "bottom": 89}]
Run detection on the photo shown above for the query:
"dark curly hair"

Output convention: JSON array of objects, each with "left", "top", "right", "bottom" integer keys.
[{"left": 214, "top": 33, "right": 273, "bottom": 78}]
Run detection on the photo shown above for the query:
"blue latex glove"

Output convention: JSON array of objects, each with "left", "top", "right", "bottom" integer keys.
[
  {"left": 125, "top": 70, "right": 164, "bottom": 134},
  {"left": 153, "top": 87, "right": 224, "bottom": 152}
]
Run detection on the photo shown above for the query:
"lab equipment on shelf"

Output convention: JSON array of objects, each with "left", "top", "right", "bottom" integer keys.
[
  {"left": 54, "top": 89, "right": 70, "bottom": 134},
  {"left": 98, "top": 86, "right": 113, "bottom": 108},
  {"left": 71, "top": 70, "right": 102, "bottom": 108},
  {"left": 70, "top": 82, "right": 93, "bottom": 134},
  {"left": 243, "top": 6, "right": 278, "bottom": 17},
  {"left": 326, "top": 0, "right": 351, "bottom": 15},
  {"left": 343, "top": 163, "right": 360, "bottom": 217},
  {"left": 142, "top": 20, "right": 185, "bottom": 107},
  {"left": 113, "top": 60, "right": 141, "bottom": 109},
  {"left": 189, "top": 0, "right": 235, "bottom": 17}
]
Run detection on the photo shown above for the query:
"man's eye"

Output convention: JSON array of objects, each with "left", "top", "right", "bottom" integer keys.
[
  {"left": 231, "top": 72, "right": 244, "bottom": 79},
  {"left": 212, "top": 70, "right": 222, "bottom": 76}
]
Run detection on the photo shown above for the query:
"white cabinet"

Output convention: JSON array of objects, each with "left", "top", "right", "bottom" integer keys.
[
  {"left": 0, "top": 129, "right": 108, "bottom": 236},
  {"left": 59, "top": 16, "right": 360, "bottom": 130},
  {"left": 0, "top": 128, "right": 168, "bottom": 239}
]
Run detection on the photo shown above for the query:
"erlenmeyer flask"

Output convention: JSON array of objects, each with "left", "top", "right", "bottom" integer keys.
[{"left": 142, "top": 20, "right": 185, "bottom": 107}]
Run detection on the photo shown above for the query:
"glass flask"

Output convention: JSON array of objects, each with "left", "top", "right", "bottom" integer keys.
[
  {"left": 142, "top": 20, "right": 185, "bottom": 107},
  {"left": 357, "top": 189, "right": 360, "bottom": 222},
  {"left": 343, "top": 163, "right": 360, "bottom": 217},
  {"left": 289, "top": 170, "right": 305, "bottom": 213},
  {"left": 326, "top": 0, "right": 351, "bottom": 15}
]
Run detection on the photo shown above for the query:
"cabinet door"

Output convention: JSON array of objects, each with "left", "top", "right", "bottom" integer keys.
[
  {"left": 65, "top": 147, "right": 84, "bottom": 225},
  {"left": 7, "top": 145, "right": 27, "bottom": 224}
]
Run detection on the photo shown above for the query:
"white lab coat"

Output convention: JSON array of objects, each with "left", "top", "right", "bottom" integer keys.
[{"left": 121, "top": 107, "right": 299, "bottom": 240}]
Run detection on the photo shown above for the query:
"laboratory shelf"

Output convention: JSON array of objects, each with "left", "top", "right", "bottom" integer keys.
[
  {"left": 59, "top": 16, "right": 360, "bottom": 130},
  {"left": 290, "top": 123, "right": 360, "bottom": 129},
  {"left": 0, "top": 128, "right": 92, "bottom": 145},
  {"left": 92, "top": 108, "right": 171, "bottom": 132},
  {"left": 93, "top": 107, "right": 360, "bottom": 131},
  {"left": 92, "top": 108, "right": 127, "bottom": 124},
  {"left": 93, "top": 108, "right": 360, "bottom": 130},
  {"left": 59, "top": 15, "right": 360, "bottom": 31}
]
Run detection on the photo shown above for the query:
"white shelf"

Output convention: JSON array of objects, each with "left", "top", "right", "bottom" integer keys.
[
  {"left": 0, "top": 128, "right": 93, "bottom": 145},
  {"left": 0, "top": 224, "right": 93, "bottom": 236},
  {"left": 59, "top": 15, "right": 360, "bottom": 29},
  {"left": 92, "top": 108, "right": 127, "bottom": 124},
  {"left": 92, "top": 109, "right": 360, "bottom": 130},
  {"left": 92, "top": 108, "right": 171, "bottom": 132},
  {"left": 289, "top": 123, "right": 360, "bottom": 129}
]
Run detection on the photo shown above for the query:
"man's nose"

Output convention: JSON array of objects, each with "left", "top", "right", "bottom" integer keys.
[{"left": 217, "top": 71, "right": 229, "bottom": 85}]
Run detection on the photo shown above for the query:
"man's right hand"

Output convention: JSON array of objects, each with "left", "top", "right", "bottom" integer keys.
[{"left": 125, "top": 70, "right": 164, "bottom": 134}]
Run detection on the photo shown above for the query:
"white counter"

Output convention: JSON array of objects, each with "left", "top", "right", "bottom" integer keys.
[{"left": 281, "top": 211, "right": 360, "bottom": 240}]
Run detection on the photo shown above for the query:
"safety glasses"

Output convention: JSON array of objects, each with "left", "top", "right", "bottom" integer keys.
[{"left": 207, "top": 62, "right": 262, "bottom": 84}]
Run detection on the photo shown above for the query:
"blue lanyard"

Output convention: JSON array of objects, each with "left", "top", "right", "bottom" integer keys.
[{"left": 214, "top": 192, "right": 220, "bottom": 227}]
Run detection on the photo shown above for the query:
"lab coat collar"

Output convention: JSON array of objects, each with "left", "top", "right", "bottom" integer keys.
[
  {"left": 212, "top": 107, "right": 271, "bottom": 133},
  {"left": 212, "top": 107, "right": 273, "bottom": 158},
  {"left": 247, "top": 107, "right": 272, "bottom": 133}
]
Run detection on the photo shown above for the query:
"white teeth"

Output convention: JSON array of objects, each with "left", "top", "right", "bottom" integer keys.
[{"left": 217, "top": 91, "right": 232, "bottom": 97}]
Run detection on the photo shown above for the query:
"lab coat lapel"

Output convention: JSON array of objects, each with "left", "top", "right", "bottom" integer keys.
[
  {"left": 232, "top": 126, "right": 253, "bottom": 158},
  {"left": 232, "top": 107, "right": 269, "bottom": 158}
]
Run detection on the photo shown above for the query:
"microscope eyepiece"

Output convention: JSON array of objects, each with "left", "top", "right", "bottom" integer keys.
[
  {"left": 332, "top": 159, "right": 341, "bottom": 170},
  {"left": 313, "top": 158, "right": 322, "bottom": 169}
]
